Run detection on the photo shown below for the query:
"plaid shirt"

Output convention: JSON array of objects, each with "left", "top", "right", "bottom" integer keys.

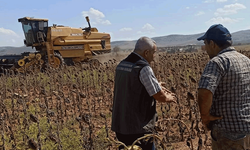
[
  {"left": 199, "top": 47, "right": 250, "bottom": 133},
  {"left": 133, "top": 52, "right": 161, "bottom": 96}
]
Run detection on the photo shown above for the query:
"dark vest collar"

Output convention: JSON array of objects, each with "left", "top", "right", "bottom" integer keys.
[{"left": 124, "top": 52, "right": 149, "bottom": 65}]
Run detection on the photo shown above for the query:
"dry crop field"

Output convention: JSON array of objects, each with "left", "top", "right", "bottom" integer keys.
[{"left": 0, "top": 45, "right": 250, "bottom": 150}]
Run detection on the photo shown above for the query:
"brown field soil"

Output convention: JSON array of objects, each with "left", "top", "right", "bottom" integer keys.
[{"left": 1, "top": 45, "right": 250, "bottom": 150}]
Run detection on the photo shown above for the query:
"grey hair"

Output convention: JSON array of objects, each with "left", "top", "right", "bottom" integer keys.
[{"left": 133, "top": 36, "right": 156, "bottom": 53}]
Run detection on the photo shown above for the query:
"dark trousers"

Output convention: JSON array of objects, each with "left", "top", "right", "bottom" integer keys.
[{"left": 116, "top": 132, "right": 155, "bottom": 150}]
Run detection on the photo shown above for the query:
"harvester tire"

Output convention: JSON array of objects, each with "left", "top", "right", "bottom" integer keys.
[{"left": 53, "top": 52, "right": 64, "bottom": 68}]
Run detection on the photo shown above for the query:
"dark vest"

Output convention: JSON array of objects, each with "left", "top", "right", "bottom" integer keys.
[{"left": 111, "top": 52, "right": 157, "bottom": 134}]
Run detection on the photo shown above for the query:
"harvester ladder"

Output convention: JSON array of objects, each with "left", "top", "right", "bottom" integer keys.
[
  {"left": 37, "top": 32, "right": 45, "bottom": 43},
  {"left": 45, "top": 42, "right": 55, "bottom": 66}
]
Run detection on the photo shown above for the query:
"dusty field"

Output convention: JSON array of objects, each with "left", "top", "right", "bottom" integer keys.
[
  {"left": 0, "top": 45, "right": 249, "bottom": 150},
  {"left": 94, "top": 51, "right": 131, "bottom": 64}
]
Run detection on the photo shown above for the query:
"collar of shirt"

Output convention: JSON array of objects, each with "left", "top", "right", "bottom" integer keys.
[
  {"left": 217, "top": 46, "right": 236, "bottom": 55},
  {"left": 132, "top": 52, "right": 150, "bottom": 65}
]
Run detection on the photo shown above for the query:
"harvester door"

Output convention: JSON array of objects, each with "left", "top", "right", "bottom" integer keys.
[{"left": 23, "top": 24, "right": 35, "bottom": 46}]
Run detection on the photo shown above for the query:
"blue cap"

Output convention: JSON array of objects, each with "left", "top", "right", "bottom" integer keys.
[{"left": 197, "top": 24, "right": 232, "bottom": 41}]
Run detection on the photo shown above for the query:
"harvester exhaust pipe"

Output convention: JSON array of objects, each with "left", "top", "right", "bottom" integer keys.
[{"left": 85, "top": 16, "right": 91, "bottom": 31}]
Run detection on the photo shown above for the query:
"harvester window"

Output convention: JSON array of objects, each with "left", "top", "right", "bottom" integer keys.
[
  {"left": 31, "top": 22, "right": 39, "bottom": 33},
  {"left": 39, "top": 22, "right": 44, "bottom": 30},
  {"left": 22, "top": 23, "right": 34, "bottom": 45},
  {"left": 23, "top": 23, "right": 32, "bottom": 33}
]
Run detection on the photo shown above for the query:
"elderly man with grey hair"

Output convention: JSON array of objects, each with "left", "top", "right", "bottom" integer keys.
[{"left": 111, "top": 36, "right": 176, "bottom": 149}]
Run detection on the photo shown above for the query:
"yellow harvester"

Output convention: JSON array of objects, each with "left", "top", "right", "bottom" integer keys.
[{"left": 0, "top": 16, "right": 111, "bottom": 73}]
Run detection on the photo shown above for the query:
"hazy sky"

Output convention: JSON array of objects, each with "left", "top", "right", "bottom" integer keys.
[{"left": 0, "top": 0, "right": 249, "bottom": 47}]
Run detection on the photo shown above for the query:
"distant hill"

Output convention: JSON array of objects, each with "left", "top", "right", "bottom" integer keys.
[
  {"left": 0, "top": 46, "right": 35, "bottom": 55},
  {"left": 230, "top": 29, "right": 250, "bottom": 45},
  {"left": 0, "top": 29, "right": 249, "bottom": 55},
  {"left": 111, "top": 29, "right": 250, "bottom": 50}
]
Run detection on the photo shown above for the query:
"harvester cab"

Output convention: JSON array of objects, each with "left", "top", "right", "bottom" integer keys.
[{"left": 18, "top": 17, "right": 48, "bottom": 46}]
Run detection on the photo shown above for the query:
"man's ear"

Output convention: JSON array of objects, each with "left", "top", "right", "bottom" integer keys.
[
  {"left": 144, "top": 50, "right": 149, "bottom": 57},
  {"left": 211, "top": 40, "right": 216, "bottom": 48}
]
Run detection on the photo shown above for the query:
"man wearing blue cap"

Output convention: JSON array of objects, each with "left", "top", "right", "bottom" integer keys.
[{"left": 197, "top": 24, "right": 250, "bottom": 149}]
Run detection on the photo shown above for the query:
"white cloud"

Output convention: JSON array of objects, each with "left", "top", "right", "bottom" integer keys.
[
  {"left": 101, "top": 20, "right": 111, "bottom": 25},
  {"left": 204, "top": 0, "right": 228, "bottom": 3},
  {"left": 195, "top": 11, "right": 205, "bottom": 16},
  {"left": 82, "top": 8, "right": 111, "bottom": 25},
  {"left": 0, "top": 28, "right": 24, "bottom": 46},
  {"left": 142, "top": 23, "right": 155, "bottom": 30},
  {"left": 225, "top": 3, "right": 246, "bottom": 9},
  {"left": 186, "top": 7, "right": 190, "bottom": 9},
  {"left": 120, "top": 28, "right": 132, "bottom": 32},
  {"left": 216, "top": 0, "right": 227, "bottom": 2},
  {"left": 203, "top": 0, "right": 214, "bottom": 3},
  {"left": 214, "top": 3, "right": 246, "bottom": 16},
  {"left": 137, "top": 23, "right": 155, "bottom": 35},
  {"left": 207, "top": 17, "right": 240, "bottom": 24},
  {"left": 0, "top": 36, "right": 24, "bottom": 47},
  {"left": 0, "top": 28, "right": 18, "bottom": 37}
]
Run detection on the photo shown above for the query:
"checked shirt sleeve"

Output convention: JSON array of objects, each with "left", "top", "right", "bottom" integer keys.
[
  {"left": 198, "top": 60, "right": 224, "bottom": 95},
  {"left": 139, "top": 66, "right": 161, "bottom": 97}
]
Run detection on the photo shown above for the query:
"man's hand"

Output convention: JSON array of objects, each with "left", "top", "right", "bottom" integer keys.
[
  {"left": 198, "top": 88, "right": 223, "bottom": 130},
  {"left": 201, "top": 114, "right": 223, "bottom": 130},
  {"left": 160, "top": 82, "right": 177, "bottom": 102},
  {"left": 165, "top": 92, "right": 177, "bottom": 103},
  {"left": 163, "top": 89, "right": 177, "bottom": 103},
  {"left": 154, "top": 82, "right": 177, "bottom": 103},
  {"left": 160, "top": 82, "right": 173, "bottom": 94}
]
